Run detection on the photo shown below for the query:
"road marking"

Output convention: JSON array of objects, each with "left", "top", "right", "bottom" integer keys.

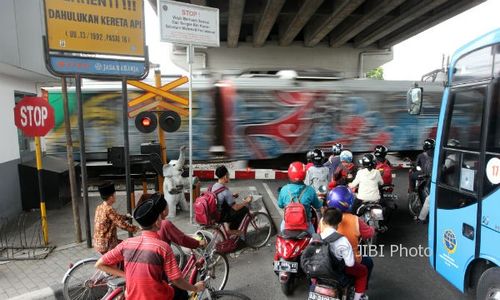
[{"left": 262, "top": 182, "right": 283, "bottom": 217}]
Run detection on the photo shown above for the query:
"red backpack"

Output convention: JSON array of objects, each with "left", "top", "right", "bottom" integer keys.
[
  {"left": 283, "top": 187, "right": 308, "bottom": 231},
  {"left": 194, "top": 185, "right": 227, "bottom": 225}
]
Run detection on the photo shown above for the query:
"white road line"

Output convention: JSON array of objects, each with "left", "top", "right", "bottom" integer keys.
[{"left": 262, "top": 182, "right": 283, "bottom": 217}]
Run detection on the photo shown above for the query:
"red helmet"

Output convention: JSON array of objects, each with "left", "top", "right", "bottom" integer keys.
[{"left": 288, "top": 162, "right": 306, "bottom": 182}]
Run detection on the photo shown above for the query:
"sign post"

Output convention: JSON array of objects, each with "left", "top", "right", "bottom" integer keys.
[
  {"left": 159, "top": 0, "right": 219, "bottom": 222},
  {"left": 14, "top": 97, "right": 56, "bottom": 245}
]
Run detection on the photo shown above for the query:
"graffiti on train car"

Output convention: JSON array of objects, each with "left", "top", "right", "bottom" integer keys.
[{"left": 45, "top": 89, "right": 216, "bottom": 160}]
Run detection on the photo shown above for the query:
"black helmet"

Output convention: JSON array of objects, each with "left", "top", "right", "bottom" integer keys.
[
  {"left": 374, "top": 145, "right": 388, "bottom": 159},
  {"left": 311, "top": 149, "right": 325, "bottom": 166},
  {"left": 306, "top": 150, "right": 314, "bottom": 162},
  {"left": 423, "top": 138, "right": 436, "bottom": 151},
  {"left": 360, "top": 153, "right": 376, "bottom": 169},
  {"left": 332, "top": 143, "right": 343, "bottom": 156}
]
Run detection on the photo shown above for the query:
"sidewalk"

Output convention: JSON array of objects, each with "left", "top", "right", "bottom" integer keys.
[{"left": 1, "top": 185, "right": 270, "bottom": 300}]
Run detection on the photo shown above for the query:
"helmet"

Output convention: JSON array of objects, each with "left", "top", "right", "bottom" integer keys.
[
  {"left": 332, "top": 143, "right": 343, "bottom": 156},
  {"left": 311, "top": 149, "right": 325, "bottom": 166},
  {"left": 423, "top": 138, "right": 436, "bottom": 151},
  {"left": 288, "top": 162, "right": 306, "bottom": 182},
  {"left": 326, "top": 186, "right": 354, "bottom": 213},
  {"left": 360, "top": 153, "right": 376, "bottom": 169},
  {"left": 306, "top": 150, "right": 314, "bottom": 162},
  {"left": 374, "top": 145, "right": 388, "bottom": 159},
  {"left": 339, "top": 150, "right": 353, "bottom": 163}
]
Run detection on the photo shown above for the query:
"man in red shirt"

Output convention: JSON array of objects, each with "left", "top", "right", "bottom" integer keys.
[{"left": 95, "top": 195, "right": 205, "bottom": 300}]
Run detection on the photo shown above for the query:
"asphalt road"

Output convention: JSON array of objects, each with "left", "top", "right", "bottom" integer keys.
[{"left": 218, "top": 170, "right": 469, "bottom": 300}]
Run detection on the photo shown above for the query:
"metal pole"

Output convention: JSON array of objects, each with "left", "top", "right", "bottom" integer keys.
[
  {"left": 188, "top": 44, "right": 194, "bottom": 223},
  {"left": 76, "top": 75, "right": 91, "bottom": 248},
  {"left": 122, "top": 78, "right": 133, "bottom": 237},
  {"left": 155, "top": 70, "right": 166, "bottom": 193},
  {"left": 62, "top": 77, "right": 82, "bottom": 243},
  {"left": 34, "top": 136, "right": 49, "bottom": 245}
]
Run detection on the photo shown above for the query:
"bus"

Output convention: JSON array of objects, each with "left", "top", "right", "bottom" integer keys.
[{"left": 408, "top": 28, "right": 500, "bottom": 299}]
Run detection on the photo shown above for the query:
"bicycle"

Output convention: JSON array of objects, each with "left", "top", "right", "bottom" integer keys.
[
  {"left": 62, "top": 242, "right": 186, "bottom": 300},
  {"left": 203, "top": 198, "right": 273, "bottom": 254},
  {"left": 100, "top": 231, "right": 230, "bottom": 299}
]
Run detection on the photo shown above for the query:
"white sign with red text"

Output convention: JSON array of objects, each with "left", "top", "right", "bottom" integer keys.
[
  {"left": 159, "top": 0, "right": 219, "bottom": 47},
  {"left": 486, "top": 157, "right": 500, "bottom": 185}
]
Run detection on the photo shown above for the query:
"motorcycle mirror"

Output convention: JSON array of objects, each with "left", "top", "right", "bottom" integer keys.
[
  {"left": 416, "top": 166, "right": 422, "bottom": 171},
  {"left": 318, "top": 185, "right": 328, "bottom": 194}
]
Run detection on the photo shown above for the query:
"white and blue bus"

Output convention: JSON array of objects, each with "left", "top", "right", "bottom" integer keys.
[{"left": 408, "top": 28, "right": 500, "bottom": 299}]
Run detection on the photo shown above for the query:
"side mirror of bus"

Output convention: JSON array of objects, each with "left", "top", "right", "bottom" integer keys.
[{"left": 407, "top": 87, "right": 423, "bottom": 115}]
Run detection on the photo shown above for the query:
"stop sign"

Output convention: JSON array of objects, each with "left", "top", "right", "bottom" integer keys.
[{"left": 14, "top": 97, "right": 55, "bottom": 137}]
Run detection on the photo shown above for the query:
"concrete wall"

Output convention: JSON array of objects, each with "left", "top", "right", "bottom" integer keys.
[
  {"left": 170, "top": 42, "right": 393, "bottom": 78},
  {"left": 0, "top": 0, "right": 53, "bottom": 80},
  {"left": 0, "top": 74, "right": 41, "bottom": 219}
]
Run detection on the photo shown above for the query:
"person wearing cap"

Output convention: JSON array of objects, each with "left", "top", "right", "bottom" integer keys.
[
  {"left": 93, "top": 182, "right": 138, "bottom": 254},
  {"left": 138, "top": 193, "right": 207, "bottom": 249},
  {"left": 214, "top": 165, "right": 252, "bottom": 236},
  {"left": 95, "top": 196, "right": 205, "bottom": 300}
]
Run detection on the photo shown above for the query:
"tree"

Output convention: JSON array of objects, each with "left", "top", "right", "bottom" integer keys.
[{"left": 366, "top": 67, "right": 384, "bottom": 80}]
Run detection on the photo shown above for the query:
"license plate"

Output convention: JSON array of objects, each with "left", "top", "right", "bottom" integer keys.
[
  {"left": 308, "top": 292, "right": 339, "bottom": 300},
  {"left": 383, "top": 193, "right": 396, "bottom": 199},
  {"left": 273, "top": 260, "right": 298, "bottom": 273}
]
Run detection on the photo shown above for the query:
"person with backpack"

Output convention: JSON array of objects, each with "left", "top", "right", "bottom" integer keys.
[
  {"left": 314, "top": 208, "right": 369, "bottom": 300},
  {"left": 329, "top": 150, "right": 357, "bottom": 189},
  {"left": 278, "top": 162, "right": 323, "bottom": 235},
  {"left": 305, "top": 149, "right": 330, "bottom": 193},
  {"left": 327, "top": 186, "right": 374, "bottom": 292},
  {"left": 213, "top": 166, "right": 252, "bottom": 236}
]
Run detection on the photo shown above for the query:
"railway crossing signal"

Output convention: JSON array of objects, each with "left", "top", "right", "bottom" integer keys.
[{"left": 134, "top": 110, "right": 182, "bottom": 133}]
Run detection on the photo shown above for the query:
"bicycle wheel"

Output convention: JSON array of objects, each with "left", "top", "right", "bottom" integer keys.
[
  {"left": 171, "top": 243, "right": 186, "bottom": 269},
  {"left": 204, "top": 252, "right": 229, "bottom": 291},
  {"left": 244, "top": 212, "right": 272, "bottom": 249},
  {"left": 62, "top": 258, "right": 111, "bottom": 300}
]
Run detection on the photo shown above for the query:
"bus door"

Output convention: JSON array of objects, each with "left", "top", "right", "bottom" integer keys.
[{"left": 433, "top": 82, "right": 487, "bottom": 291}]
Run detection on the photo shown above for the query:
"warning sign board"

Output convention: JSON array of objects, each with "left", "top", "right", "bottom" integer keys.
[{"left": 44, "top": 0, "right": 145, "bottom": 57}]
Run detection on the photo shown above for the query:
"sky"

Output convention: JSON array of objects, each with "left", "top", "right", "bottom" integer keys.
[{"left": 144, "top": 0, "right": 500, "bottom": 80}]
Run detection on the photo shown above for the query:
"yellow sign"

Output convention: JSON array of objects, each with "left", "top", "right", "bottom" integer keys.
[{"left": 44, "top": 0, "right": 145, "bottom": 57}]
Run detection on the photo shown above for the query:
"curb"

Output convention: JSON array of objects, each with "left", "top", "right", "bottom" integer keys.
[{"left": 9, "top": 283, "right": 63, "bottom": 300}]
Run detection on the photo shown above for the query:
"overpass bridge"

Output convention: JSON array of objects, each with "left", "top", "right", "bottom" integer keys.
[{"left": 150, "top": 0, "right": 484, "bottom": 77}]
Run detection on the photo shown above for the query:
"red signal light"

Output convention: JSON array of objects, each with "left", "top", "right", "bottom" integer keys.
[{"left": 141, "top": 117, "right": 152, "bottom": 127}]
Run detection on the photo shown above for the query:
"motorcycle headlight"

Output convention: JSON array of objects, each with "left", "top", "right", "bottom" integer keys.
[{"left": 370, "top": 208, "right": 384, "bottom": 221}]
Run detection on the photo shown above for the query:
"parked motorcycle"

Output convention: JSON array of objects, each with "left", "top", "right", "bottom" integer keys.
[{"left": 407, "top": 165, "right": 429, "bottom": 217}]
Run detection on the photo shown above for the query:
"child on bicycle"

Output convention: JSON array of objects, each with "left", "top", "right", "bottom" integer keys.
[
  {"left": 214, "top": 166, "right": 252, "bottom": 236},
  {"left": 95, "top": 195, "right": 205, "bottom": 300},
  {"left": 93, "top": 182, "right": 138, "bottom": 254}
]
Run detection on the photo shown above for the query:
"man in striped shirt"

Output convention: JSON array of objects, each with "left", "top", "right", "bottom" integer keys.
[{"left": 95, "top": 194, "right": 205, "bottom": 300}]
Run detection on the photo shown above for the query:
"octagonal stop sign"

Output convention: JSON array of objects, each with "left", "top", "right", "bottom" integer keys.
[{"left": 14, "top": 97, "right": 55, "bottom": 137}]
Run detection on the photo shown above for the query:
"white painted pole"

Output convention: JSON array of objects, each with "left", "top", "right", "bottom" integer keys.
[{"left": 188, "top": 44, "right": 194, "bottom": 223}]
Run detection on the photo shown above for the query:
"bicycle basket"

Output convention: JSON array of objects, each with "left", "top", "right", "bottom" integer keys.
[
  {"left": 215, "top": 240, "right": 237, "bottom": 254},
  {"left": 248, "top": 195, "right": 263, "bottom": 211}
]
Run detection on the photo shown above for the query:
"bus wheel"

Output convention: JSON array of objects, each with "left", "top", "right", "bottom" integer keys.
[{"left": 476, "top": 267, "right": 500, "bottom": 300}]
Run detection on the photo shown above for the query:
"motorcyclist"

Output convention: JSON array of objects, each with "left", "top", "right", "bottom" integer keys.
[
  {"left": 412, "top": 139, "right": 435, "bottom": 223},
  {"left": 325, "top": 143, "right": 343, "bottom": 178},
  {"left": 327, "top": 186, "right": 374, "bottom": 298},
  {"left": 305, "top": 149, "right": 330, "bottom": 193},
  {"left": 329, "top": 150, "right": 357, "bottom": 189},
  {"left": 374, "top": 145, "right": 393, "bottom": 185},
  {"left": 278, "top": 162, "right": 323, "bottom": 235},
  {"left": 349, "top": 153, "right": 384, "bottom": 214}
]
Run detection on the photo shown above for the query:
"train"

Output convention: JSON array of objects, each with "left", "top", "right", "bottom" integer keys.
[{"left": 43, "top": 71, "right": 444, "bottom": 166}]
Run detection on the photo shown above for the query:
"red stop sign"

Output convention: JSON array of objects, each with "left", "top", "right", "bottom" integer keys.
[{"left": 14, "top": 97, "right": 55, "bottom": 137}]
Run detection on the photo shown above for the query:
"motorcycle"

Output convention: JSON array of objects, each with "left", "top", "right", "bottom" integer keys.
[
  {"left": 379, "top": 184, "right": 397, "bottom": 223},
  {"left": 407, "top": 165, "right": 430, "bottom": 217},
  {"left": 308, "top": 278, "right": 355, "bottom": 300},
  {"left": 274, "top": 208, "right": 320, "bottom": 295},
  {"left": 356, "top": 201, "right": 385, "bottom": 245}
]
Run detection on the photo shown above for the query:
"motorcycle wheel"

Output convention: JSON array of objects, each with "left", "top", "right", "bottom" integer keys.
[
  {"left": 407, "top": 192, "right": 422, "bottom": 217},
  {"left": 280, "top": 274, "right": 295, "bottom": 296}
]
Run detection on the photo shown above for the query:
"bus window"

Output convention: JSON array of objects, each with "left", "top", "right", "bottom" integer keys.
[
  {"left": 484, "top": 79, "right": 500, "bottom": 196},
  {"left": 452, "top": 46, "right": 493, "bottom": 83},
  {"left": 445, "top": 88, "right": 485, "bottom": 150},
  {"left": 494, "top": 44, "right": 500, "bottom": 77}
]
